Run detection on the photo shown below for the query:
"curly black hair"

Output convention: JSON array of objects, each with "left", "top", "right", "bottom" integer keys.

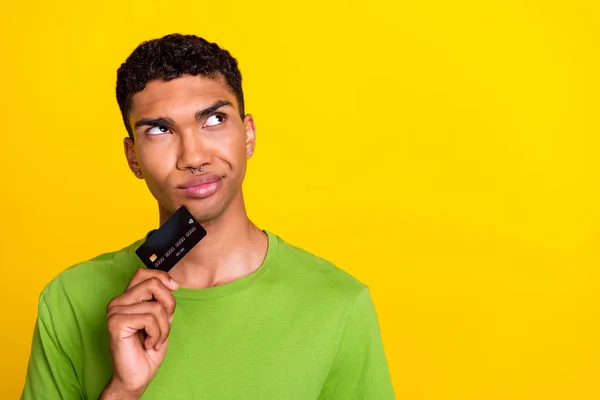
[{"left": 116, "top": 34, "right": 244, "bottom": 139}]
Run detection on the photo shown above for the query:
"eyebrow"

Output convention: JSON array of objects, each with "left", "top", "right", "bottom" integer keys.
[
  {"left": 195, "top": 100, "right": 233, "bottom": 121},
  {"left": 133, "top": 100, "right": 234, "bottom": 130},
  {"left": 133, "top": 116, "right": 175, "bottom": 130}
]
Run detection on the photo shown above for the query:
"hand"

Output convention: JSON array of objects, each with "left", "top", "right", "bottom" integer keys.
[{"left": 101, "top": 269, "right": 179, "bottom": 399}]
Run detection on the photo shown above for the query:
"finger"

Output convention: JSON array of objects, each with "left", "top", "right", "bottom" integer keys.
[
  {"left": 107, "top": 302, "right": 170, "bottom": 349},
  {"left": 110, "top": 278, "right": 177, "bottom": 316},
  {"left": 130, "top": 277, "right": 177, "bottom": 316},
  {"left": 107, "top": 313, "right": 161, "bottom": 350},
  {"left": 127, "top": 268, "right": 179, "bottom": 291}
]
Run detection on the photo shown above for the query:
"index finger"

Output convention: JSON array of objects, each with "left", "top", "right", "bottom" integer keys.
[{"left": 126, "top": 268, "right": 179, "bottom": 292}]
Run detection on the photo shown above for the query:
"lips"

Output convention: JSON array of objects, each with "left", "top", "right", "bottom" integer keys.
[
  {"left": 179, "top": 174, "right": 222, "bottom": 189},
  {"left": 178, "top": 174, "right": 223, "bottom": 199}
]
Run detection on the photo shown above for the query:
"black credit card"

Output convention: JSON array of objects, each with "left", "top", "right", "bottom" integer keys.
[{"left": 135, "top": 205, "right": 207, "bottom": 272}]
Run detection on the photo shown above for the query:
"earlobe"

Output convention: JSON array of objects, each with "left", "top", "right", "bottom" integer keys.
[{"left": 123, "top": 137, "right": 142, "bottom": 177}]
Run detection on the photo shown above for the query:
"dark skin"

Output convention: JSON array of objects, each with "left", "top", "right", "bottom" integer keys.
[{"left": 101, "top": 74, "right": 268, "bottom": 399}]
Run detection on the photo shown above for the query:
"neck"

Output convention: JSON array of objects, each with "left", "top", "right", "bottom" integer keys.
[{"left": 157, "top": 191, "right": 268, "bottom": 289}]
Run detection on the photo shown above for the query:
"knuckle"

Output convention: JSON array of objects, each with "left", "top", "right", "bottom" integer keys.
[
  {"left": 143, "top": 313, "right": 156, "bottom": 325},
  {"left": 106, "top": 306, "right": 117, "bottom": 318},
  {"left": 106, "top": 314, "right": 121, "bottom": 331},
  {"left": 106, "top": 297, "right": 118, "bottom": 311},
  {"left": 152, "top": 269, "right": 168, "bottom": 278},
  {"left": 150, "top": 301, "right": 163, "bottom": 314},
  {"left": 134, "top": 268, "right": 150, "bottom": 278},
  {"left": 127, "top": 268, "right": 151, "bottom": 286},
  {"left": 168, "top": 301, "right": 176, "bottom": 314},
  {"left": 165, "top": 292, "right": 175, "bottom": 305},
  {"left": 128, "top": 270, "right": 144, "bottom": 284},
  {"left": 166, "top": 298, "right": 176, "bottom": 314},
  {"left": 148, "top": 277, "right": 163, "bottom": 289}
]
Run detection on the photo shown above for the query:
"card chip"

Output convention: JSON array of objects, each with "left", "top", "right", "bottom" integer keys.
[{"left": 149, "top": 254, "right": 157, "bottom": 262}]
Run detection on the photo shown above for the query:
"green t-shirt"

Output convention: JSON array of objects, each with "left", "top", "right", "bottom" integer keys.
[{"left": 22, "top": 231, "right": 395, "bottom": 399}]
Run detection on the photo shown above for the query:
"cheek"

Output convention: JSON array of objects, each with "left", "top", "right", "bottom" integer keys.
[
  {"left": 214, "top": 129, "right": 248, "bottom": 158},
  {"left": 137, "top": 143, "right": 174, "bottom": 177}
]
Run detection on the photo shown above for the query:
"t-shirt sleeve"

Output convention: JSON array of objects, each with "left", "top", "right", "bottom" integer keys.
[
  {"left": 318, "top": 287, "right": 396, "bottom": 400},
  {"left": 21, "top": 292, "right": 83, "bottom": 399}
]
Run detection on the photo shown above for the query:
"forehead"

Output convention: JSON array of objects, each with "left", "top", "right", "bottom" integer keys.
[{"left": 129, "top": 74, "right": 237, "bottom": 119}]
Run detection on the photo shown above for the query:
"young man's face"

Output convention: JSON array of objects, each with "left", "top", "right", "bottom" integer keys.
[{"left": 124, "top": 74, "right": 255, "bottom": 224}]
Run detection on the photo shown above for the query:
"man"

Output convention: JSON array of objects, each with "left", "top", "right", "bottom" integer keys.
[{"left": 21, "top": 34, "right": 395, "bottom": 399}]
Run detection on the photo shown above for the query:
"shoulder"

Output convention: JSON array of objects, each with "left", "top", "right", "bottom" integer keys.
[
  {"left": 41, "top": 237, "right": 144, "bottom": 306},
  {"left": 268, "top": 231, "right": 367, "bottom": 300}
]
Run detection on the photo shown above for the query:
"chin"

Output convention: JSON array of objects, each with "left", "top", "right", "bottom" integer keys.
[{"left": 182, "top": 201, "right": 229, "bottom": 225}]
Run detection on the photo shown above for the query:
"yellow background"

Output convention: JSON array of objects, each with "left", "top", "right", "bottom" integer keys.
[{"left": 1, "top": 0, "right": 599, "bottom": 398}]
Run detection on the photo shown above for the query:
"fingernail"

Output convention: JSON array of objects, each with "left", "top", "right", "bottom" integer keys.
[
  {"left": 170, "top": 279, "right": 179, "bottom": 289},
  {"left": 169, "top": 314, "right": 174, "bottom": 323}
]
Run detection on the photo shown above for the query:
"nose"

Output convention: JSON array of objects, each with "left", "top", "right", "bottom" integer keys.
[{"left": 176, "top": 130, "right": 208, "bottom": 171}]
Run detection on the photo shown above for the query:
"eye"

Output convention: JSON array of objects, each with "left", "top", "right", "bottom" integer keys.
[
  {"left": 147, "top": 126, "right": 170, "bottom": 135},
  {"left": 205, "top": 113, "right": 227, "bottom": 127}
]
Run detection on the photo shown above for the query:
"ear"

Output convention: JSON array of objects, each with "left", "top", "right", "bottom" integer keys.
[
  {"left": 124, "top": 137, "right": 143, "bottom": 178},
  {"left": 243, "top": 114, "right": 257, "bottom": 158}
]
